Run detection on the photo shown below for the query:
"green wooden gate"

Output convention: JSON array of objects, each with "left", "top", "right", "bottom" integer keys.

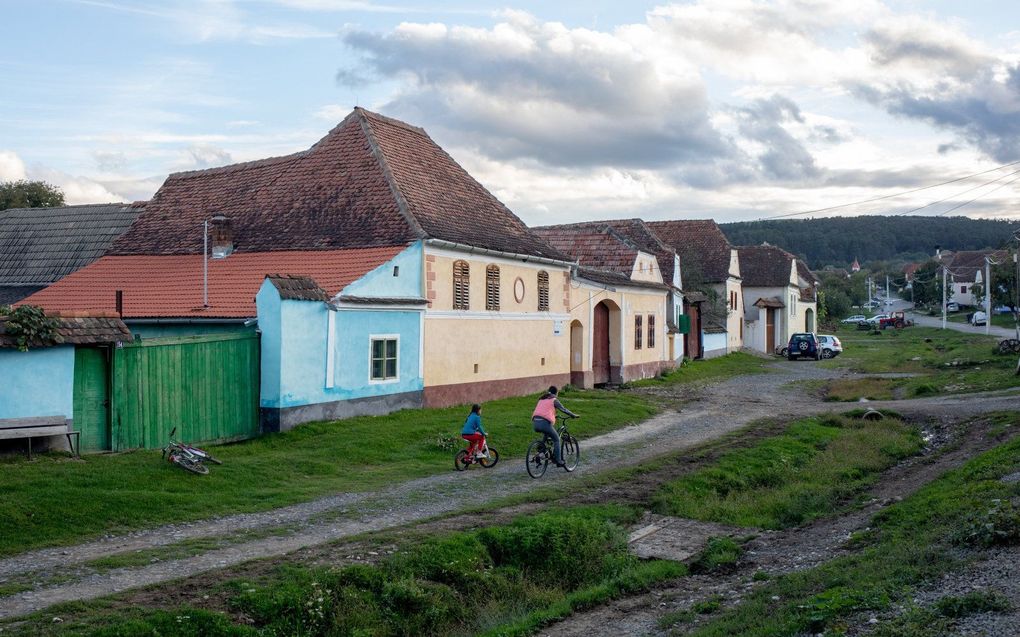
[
  {"left": 109, "top": 333, "right": 259, "bottom": 451},
  {"left": 73, "top": 347, "right": 110, "bottom": 452}
]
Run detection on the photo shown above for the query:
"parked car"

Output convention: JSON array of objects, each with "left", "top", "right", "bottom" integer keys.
[
  {"left": 946, "top": 302, "right": 959, "bottom": 312},
  {"left": 841, "top": 314, "right": 867, "bottom": 324},
  {"left": 993, "top": 305, "right": 1013, "bottom": 315},
  {"left": 817, "top": 334, "right": 843, "bottom": 358},
  {"left": 787, "top": 333, "right": 820, "bottom": 361},
  {"left": 970, "top": 311, "right": 987, "bottom": 326},
  {"left": 867, "top": 314, "right": 889, "bottom": 324}
]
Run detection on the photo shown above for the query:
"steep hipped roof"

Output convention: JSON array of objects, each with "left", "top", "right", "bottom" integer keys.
[
  {"left": 532, "top": 225, "right": 640, "bottom": 274},
  {"left": 20, "top": 247, "right": 403, "bottom": 318},
  {"left": 0, "top": 312, "right": 131, "bottom": 349},
  {"left": 0, "top": 203, "right": 144, "bottom": 288},
  {"left": 796, "top": 260, "right": 819, "bottom": 286},
  {"left": 737, "top": 244, "right": 797, "bottom": 288},
  {"left": 536, "top": 219, "right": 678, "bottom": 286},
  {"left": 110, "top": 108, "right": 566, "bottom": 262},
  {"left": 646, "top": 220, "right": 733, "bottom": 284}
]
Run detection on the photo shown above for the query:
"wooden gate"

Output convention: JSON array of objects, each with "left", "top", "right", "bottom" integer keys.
[
  {"left": 109, "top": 333, "right": 259, "bottom": 451},
  {"left": 73, "top": 347, "right": 110, "bottom": 452},
  {"left": 766, "top": 308, "right": 776, "bottom": 353},
  {"left": 593, "top": 302, "right": 611, "bottom": 384}
]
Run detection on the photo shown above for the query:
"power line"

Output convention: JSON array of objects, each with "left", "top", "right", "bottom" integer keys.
[
  {"left": 756, "top": 159, "right": 1020, "bottom": 221},
  {"left": 892, "top": 168, "right": 1020, "bottom": 216},
  {"left": 935, "top": 172, "right": 1020, "bottom": 217}
]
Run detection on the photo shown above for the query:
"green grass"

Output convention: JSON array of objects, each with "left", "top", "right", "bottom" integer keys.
[
  {"left": 676, "top": 422, "right": 1020, "bottom": 636},
  {"left": 1, "top": 506, "right": 688, "bottom": 637},
  {"left": 0, "top": 388, "right": 655, "bottom": 558},
  {"left": 652, "top": 413, "right": 922, "bottom": 529},
  {"left": 628, "top": 352, "right": 770, "bottom": 387},
  {"left": 820, "top": 326, "right": 1020, "bottom": 399}
]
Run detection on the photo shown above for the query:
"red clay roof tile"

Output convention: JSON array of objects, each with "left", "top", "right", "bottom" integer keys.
[{"left": 20, "top": 247, "right": 403, "bottom": 318}]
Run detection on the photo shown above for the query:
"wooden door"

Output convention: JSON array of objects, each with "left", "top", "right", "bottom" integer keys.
[
  {"left": 74, "top": 347, "right": 110, "bottom": 452},
  {"left": 593, "top": 302, "right": 610, "bottom": 384},
  {"left": 766, "top": 308, "right": 775, "bottom": 353}
]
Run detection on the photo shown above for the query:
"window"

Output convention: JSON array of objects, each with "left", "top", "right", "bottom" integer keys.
[
  {"left": 961, "top": 285, "right": 967, "bottom": 294},
  {"left": 453, "top": 260, "right": 469, "bottom": 310},
  {"left": 729, "top": 291, "right": 737, "bottom": 311},
  {"left": 635, "top": 315, "right": 643, "bottom": 349},
  {"left": 370, "top": 337, "right": 398, "bottom": 381},
  {"left": 647, "top": 315, "right": 655, "bottom": 348},
  {"left": 790, "top": 294, "right": 796, "bottom": 316},
  {"left": 537, "top": 270, "right": 550, "bottom": 311},
  {"left": 486, "top": 265, "right": 500, "bottom": 311}
]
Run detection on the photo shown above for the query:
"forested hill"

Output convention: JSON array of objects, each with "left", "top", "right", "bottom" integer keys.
[{"left": 720, "top": 216, "right": 1018, "bottom": 268}]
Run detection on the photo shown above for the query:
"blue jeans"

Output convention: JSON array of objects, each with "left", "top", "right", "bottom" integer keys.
[{"left": 532, "top": 417, "right": 561, "bottom": 464}]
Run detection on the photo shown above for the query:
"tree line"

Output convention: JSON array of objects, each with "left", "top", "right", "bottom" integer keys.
[{"left": 721, "top": 216, "right": 1018, "bottom": 269}]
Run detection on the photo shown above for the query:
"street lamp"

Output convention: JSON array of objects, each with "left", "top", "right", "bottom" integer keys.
[{"left": 203, "top": 214, "right": 227, "bottom": 308}]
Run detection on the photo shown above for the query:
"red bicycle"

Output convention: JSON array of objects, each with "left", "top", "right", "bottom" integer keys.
[{"left": 454, "top": 438, "right": 500, "bottom": 471}]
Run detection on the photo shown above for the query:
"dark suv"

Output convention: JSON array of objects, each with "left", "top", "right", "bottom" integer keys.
[{"left": 787, "top": 333, "right": 820, "bottom": 361}]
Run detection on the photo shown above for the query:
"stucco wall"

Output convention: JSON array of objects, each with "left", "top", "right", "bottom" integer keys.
[
  {"left": 0, "top": 346, "right": 75, "bottom": 420},
  {"left": 342, "top": 241, "right": 423, "bottom": 298},
  {"left": 702, "top": 331, "right": 728, "bottom": 359},
  {"left": 426, "top": 249, "right": 570, "bottom": 314}
]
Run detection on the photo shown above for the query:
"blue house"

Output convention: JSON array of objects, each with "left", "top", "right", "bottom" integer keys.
[{"left": 256, "top": 243, "right": 427, "bottom": 431}]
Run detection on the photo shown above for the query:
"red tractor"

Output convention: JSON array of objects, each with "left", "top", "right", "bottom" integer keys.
[{"left": 878, "top": 311, "right": 912, "bottom": 329}]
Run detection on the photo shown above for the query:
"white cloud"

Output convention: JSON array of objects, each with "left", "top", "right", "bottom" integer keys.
[
  {"left": 0, "top": 151, "right": 28, "bottom": 181},
  {"left": 314, "top": 104, "right": 353, "bottom": 121}
]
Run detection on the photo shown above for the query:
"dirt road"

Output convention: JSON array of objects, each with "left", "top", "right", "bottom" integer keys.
[{"left": 1, "top": 358, "right": 1017, "bottom": 621}]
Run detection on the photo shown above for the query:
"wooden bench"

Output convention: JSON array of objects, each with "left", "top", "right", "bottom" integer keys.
[{"left": 0, "top": 416, "right": 80, "bottom": 459}]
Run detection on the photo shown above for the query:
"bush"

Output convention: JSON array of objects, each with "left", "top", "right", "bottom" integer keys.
[
  {"left": 935, "top": 591, "right": 1011, "bottom": 618},
  {"left": 953, "top": 499, "right": 1020, "bottom": 547}
]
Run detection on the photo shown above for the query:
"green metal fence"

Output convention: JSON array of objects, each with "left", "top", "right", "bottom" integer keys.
[{"left": 109, "top": 333, "right": 259, "bottom": 451}]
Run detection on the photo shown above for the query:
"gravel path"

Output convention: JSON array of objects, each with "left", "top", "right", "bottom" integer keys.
[{"left": 1, "top": 359, "right": 1018, "bottom": 620}]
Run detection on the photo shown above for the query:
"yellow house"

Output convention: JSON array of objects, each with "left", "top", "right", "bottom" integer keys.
[{"left": 534, "top": 224, "right": 675, "bottom": 386}]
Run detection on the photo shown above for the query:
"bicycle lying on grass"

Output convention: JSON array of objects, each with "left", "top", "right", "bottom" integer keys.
[
  {"left": 454, "top": 438, "right": 500, "bottom": 471},
  {"left": 526, "top": 417, "right": 579, "bottom": 478},
  {"left": 162, "top": 427, "right": 222, "bottom": 475}
]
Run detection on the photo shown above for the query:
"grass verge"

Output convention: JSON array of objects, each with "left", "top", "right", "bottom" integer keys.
[
  {"left": 679, "top": 425, "right": 1020, "bottom": 636},
  {"left": 820, "top": 326, "right": 1020, "bottom": 399},
  {"left": 0, "top": 388, "right": 655, "bottom": 558},
  {"left": 627, "top": 352, "right": 770, "bottom": 388},
  {"left": 652, "top": 413, "right": 921, "bottom": 529}
]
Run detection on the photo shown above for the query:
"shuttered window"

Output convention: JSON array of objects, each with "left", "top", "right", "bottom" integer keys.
[
  {"left": 486, "top": 265, "right": 500, "bottom": 311},
  {"left": 635, "top": 315, "right": 643, "bottom": 349},
  {"left": 537, "top": 270, "right": 549, "bottom": 311},
  {"left": 647, "top": 315, "right": 655, "bottom": 348},
  {"left": 453, "top": 260, "right": 469, "bottom": 310}
]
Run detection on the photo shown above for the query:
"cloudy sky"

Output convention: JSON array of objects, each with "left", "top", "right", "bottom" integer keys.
[{"left": 3, "top": 0, "right": 1020, "bottom": 225}]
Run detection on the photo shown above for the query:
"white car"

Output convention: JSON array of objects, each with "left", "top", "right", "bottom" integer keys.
[
  {"left": 970, "top": 311, "right": 987, "bottom": 326},
  {"left": 946, "top": 302, "right": 959, "bottom": 312},
  {"left": 867, "top": 314, "right": 889, "bottom": 324},
  {"left": 841, "top": 314, "right": 867, "bottom": 324},
  {"left": 817, "top": 334, "right": 843, "bottom": 358}
]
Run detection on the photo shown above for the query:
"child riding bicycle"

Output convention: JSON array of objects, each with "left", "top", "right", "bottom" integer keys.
[
  {"left": 531, "top": 386, "right": 578, "bottom": 468},
  {"left": 461, "top": 403, "right": 487, "bottom": 459}
]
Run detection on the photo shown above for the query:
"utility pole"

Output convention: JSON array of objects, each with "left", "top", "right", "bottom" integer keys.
[
  {"left": 984, "top": 256, "right": 992, "bottom": 336},
  {"left": 886, "top": 275, "right": 890, "bottom": 303},
  {"left": 941, "top": 266, "right": 947, "bottom": 330}
]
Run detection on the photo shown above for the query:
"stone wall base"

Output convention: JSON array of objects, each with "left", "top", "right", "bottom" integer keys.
[
  {"left": 260, "top": 390, "right": 424, "bottom": 433},
  {"left": 423, "top": 372, "right": 571, "bottom": 408}
]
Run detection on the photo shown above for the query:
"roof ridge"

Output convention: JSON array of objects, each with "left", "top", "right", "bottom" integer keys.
[
  {"left": 357, "top": 109, "right": 428, "bottom": 240},
  {"left": 355, "top": 107, "right": 429, "bottom": 136},
  {"left": 1, "top": 202, "right": 133, "bottom": 212},
  {"left": 167, "top": 150, "right": 308, "bottom": 180}
]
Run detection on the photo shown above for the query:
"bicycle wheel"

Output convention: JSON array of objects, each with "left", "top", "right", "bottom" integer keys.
[
  {"left": 479, "top": 447, "right": 500, "bottom": 468},
  {"left": 561, "top": 434, "right": 580, "bottom": 472},
  {"left": 526, "top": 440, "right": 548, "bottom": 478},
  {"left": 454, "top": 450, "right": 470, "bottom": 471},
  {"left": 175, "top": 456, "right": 209, "bottom": 475}
]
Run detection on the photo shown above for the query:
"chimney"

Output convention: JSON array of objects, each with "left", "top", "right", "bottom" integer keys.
[{"left": 209, "top": 215, "right": 233, "bottom": 259}]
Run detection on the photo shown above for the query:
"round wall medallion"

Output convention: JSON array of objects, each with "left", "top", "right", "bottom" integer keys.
[{"left": 513, "top": 277, "right": 526, "bottom": 303}]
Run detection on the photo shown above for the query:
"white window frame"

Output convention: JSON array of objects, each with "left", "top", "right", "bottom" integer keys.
[{"left": 369, "top": 334, "right": 400, "bottom": 384}]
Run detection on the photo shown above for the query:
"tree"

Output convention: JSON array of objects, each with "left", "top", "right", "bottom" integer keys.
[{"left": 0, "top": 180, "right": 65, "bottom": 211}]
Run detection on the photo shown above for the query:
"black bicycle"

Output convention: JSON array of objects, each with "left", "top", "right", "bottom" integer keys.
[{"left": 526, "top": 417, "right": 579, "bottom": 478}]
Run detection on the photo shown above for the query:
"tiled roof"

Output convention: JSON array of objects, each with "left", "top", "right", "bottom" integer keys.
[
  {"left": 753, "top": 297, "right": 785, "bottom": 309},
  {"left": 0, "top": 203, "right": 144, "bottom": 286},
  {"left": 944, "top": 250, "right": 1010, "bottom": 282},
  {"left": 799, "top": 287, "right": 816, "bottom": 302},
  {"left": 535, "top": 219, "right": 677, "bottom": 286},
  {"left": 0, "top": 285, "right": 45, "bottom": 305},
  {"left": 796, "top": 260, "right": 819, "bottom": 286},
  {"left": 109, "top": 108, "right": 567, "bottom": 262},
  {"left": 645, "top": 220, "right": 733, "bottom": 283},
  {"left": 532, "top": 225, "right": 639, "bottom": 274},
  {"left": 19, "top": 247, "right": 404, "bottom": 318},
  {"left": 266, "top": 275, "right": 329, "bottom": 302},
  {"left": 0, "top": 312, "right": 131, "bottom": 349},
  {"left": 737, "top": 244, "right": 796, "bottom": 288}
]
